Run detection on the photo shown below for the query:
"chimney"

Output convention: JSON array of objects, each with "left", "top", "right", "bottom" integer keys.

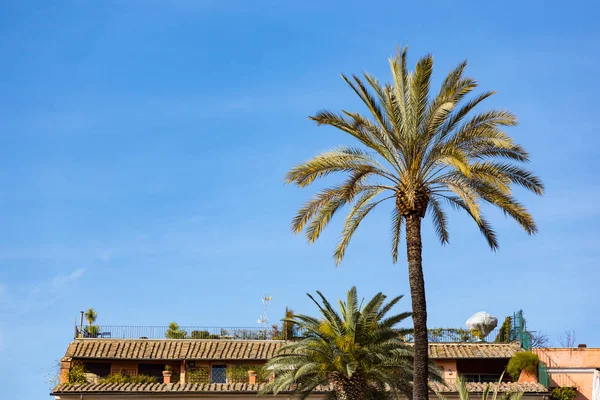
[
  {"left": 248, "top": 370, "right": 257, "bottom": 385},
  {"left": 578, "top": 344, "right": 587, "bottom": 348}
]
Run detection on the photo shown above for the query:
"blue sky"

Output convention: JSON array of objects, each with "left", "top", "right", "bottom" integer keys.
[{"left": 1, "top": 0, "right": 599, "bottom": 397}]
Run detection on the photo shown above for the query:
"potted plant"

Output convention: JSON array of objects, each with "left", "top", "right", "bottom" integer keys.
[
  {"left": 163, "top": 364, "right": 173, "bottom": 376},
  {"left": 507, "top": 351, "right": 539, "bottom": 382}
]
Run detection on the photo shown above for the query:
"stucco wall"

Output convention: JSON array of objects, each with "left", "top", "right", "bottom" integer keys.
[{"left": 534, "top": 348, "right": 600, "bottom": 400}]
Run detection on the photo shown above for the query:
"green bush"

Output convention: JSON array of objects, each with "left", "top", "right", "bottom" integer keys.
[
  {"left": 187, "top": 367, "right": 210, "bottom": 383},
  {"left": 165, "top": 322, "right": 187, "bottom": 339},
  {"left": 230, "top": 364, "right": 269, "bottom": 383},
  {"left": 84, "top": 325, "right": 100, "bottom": 338},
  {"left": 191, "top": 330, "right": 210, "bottom": 339},
  {"left": 68, "top": 361, "right": 88, "bottom": 385},
  {"left": 507, "top": 351, "right": 539, "bottom": 380},
  {"left": 551, "top": 387, "right": 577, "bottom": 400},
  {"left": 101, "top": 373, "right": 158, "bottom": 384},
  {"left": 496, "top": 316, "right": 513, "bottom": 343}
]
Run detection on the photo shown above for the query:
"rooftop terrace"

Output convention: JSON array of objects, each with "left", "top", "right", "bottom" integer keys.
[{"left": 75, "top": 325, "right": 508, "bottom": 343}]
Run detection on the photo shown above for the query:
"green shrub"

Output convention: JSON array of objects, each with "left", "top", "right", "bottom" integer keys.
[
  {"left": 84, "top": 325, "right": 100, "bottom": 338},
  {"left": 165, "top": 322, "right": 187, "bottom": 339},
  {"left": 187, "top": 367, "right": 210, "bottom": 383},
  {"left": 230, "top": 364, "right": 269, "bottom": 383},
  {"left": 67, "top": 361, "right": 88, "bottom": 384},
  {"left": 496, "top": 316, "right": 513, "bottom": 343},
  {"left": 551, "top": 387, "right": 577, "bottom": 400},
  {"left": 507, "top": 351, "right": 539, "bottom": 380},
  {"left": 191, "top": 330, "right": 210, "bottom": 339},
  {"left": 101, "top": 373, "right": 158, "bottom": 384}
]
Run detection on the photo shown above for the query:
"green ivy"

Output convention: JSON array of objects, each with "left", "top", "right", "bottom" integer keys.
[
  {"left": 187, "top": 367, "right": 210, "bottom": 383},
  {"left": 67, "top": 361, "right": 88, "bottom": 385},
  {"left": 101, "top": 373, "right": 158, "bottom": 384},
  {"left": 507, "top": 351, "right": 539, "bottom": 380},
  {"left": 551, "top": 387, "right": 577, "bottom": 400},
  {"left": 496, "top": 316, "right": 513, "bottom": 343}
]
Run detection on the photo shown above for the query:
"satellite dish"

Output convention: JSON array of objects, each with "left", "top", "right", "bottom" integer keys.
[{"left": 466, "top": 312, "right": 498, "bottom": 341}]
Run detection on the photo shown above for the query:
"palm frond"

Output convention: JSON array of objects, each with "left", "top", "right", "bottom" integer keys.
[{"left": 429, "top": 196, "right": 449, "bottom": 245}]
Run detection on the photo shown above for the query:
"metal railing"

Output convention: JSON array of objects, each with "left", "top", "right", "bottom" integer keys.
[
  {"left": 401, "top": 328, "right": 501, "bottom": 343},
  {"left": 74, "top": 325, "right": 301, "bottom": 340},
  {"left": 75, "top": 325, "right": 503, "bottom": 343}
]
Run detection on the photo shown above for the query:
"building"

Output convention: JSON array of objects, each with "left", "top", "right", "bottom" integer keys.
[
  {"left": 50, "top": 325, "right": 549, "bottom": 400},
  {"left": 535, "top": 346, "right": 600, "bottom": 400}
]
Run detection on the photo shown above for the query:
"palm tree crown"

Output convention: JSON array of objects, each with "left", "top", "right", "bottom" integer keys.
[
  {"left": 286, "top": 48, "right": 544, "bottom": 264},
  {"left": 85, "top": 308, "right": 97, "bottom": 326},
  {"left": 260, "top": 287, "right": 441, "bottom": 400}
]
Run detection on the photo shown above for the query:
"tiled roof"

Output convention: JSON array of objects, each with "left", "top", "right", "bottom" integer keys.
[
  {"left": 51, "top": 381, "right": 547, "bottom": 395},
  {"left": 430, "top": 381, "right": 548, "bottom": 393},
  {"left": 51, "top": 382, "right": 330, "bottom": 395},
  {"left": 64, "top": 339, "right": 285, "bottom": 360},
  {"left": 425, "top": 343, "right": 522, "bottom": 359},
  {"left": 64, "top": 339, "right": 522, "bottom": 361},
  {"left": 52, "top": 382, "right": 274, "bottom": 394}
]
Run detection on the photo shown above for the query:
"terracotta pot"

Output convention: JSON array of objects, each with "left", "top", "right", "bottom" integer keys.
[{"left": 518, "top": 369, "right": 537, "bottom": 383}]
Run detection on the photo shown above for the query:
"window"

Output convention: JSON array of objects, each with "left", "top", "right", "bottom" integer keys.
[{"left": 211, "top": 365, "right": 228, "bottom": 383}]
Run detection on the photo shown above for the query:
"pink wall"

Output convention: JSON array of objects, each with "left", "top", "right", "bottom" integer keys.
[
  {"left": 534, "top": 348, "right": 600, "bottom": 400},
  {"left": 435, "top": 359, "right": 458, "bottom": 383}
]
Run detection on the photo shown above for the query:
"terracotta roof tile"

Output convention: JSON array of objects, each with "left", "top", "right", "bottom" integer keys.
[
  {"left": 65, "top": 339, "right": 522, "bottom": 361},
  {"left": 65, "top": 339, "right": 287, "bottom": 361},
  {"left": 52, "top": 381, "right": 547, "bottom": 395},
  {"left": 430, "top": 381, "right": 548, "bottom": 393},
  {"left": 424, "top": 343, "right": 522, "bottom": 359}
]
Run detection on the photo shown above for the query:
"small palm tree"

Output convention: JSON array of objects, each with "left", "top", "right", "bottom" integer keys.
[
  {"left": 436, "top": 374, "right": 524, "bottom": 400},
  {"left": 165, "top": 322, "right": 187, "bottom": 339},
  {"left": 286, "top": 48, "right": 543, "bottom": 400},
  {"left": 260, "top": 287, "right": 441, "bottom": 400},
  {"left": 85, "top": 308, "right": 97, "bottom": 326}
]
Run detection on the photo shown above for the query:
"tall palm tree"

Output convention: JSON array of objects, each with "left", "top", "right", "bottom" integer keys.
[
  {"left": 260, "top": 287, "right": 441, "bottom": 400},
  {"left": 85, "top": 308, "right": 97, "bottom": 326},
  {"left": 286, "top": 48, "right": 544, "bottom": 400}
]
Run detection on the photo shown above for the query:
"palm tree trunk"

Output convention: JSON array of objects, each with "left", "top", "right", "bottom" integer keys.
[{"left": 406, "top": 213, "right": 428, "bottom": 400}]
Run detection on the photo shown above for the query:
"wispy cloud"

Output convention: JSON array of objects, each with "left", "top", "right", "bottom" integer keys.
[
  {"left": 49, "top": 269, "right": 85, "bottom": 294},
  {"left": 0, "top": 269, "right": 85, "bottom": 315}
]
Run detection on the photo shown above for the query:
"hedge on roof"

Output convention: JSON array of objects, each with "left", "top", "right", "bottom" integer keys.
[{"left": 507, "top": 351, "right": 539, "bottom": 380}]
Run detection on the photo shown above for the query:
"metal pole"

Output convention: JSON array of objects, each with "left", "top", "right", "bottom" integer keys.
[{"left": 80, "top": 311, "right": 84, "bottom": 337}]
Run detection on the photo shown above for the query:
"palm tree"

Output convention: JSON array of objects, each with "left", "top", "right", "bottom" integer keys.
[
  {"left": 435, "top": 374, "right": 524, "bottom": 400},
  {"left": 286, "top": 48, "right": 544, "bottom": 400},
  {"left": 85, "top": 308, "right": 97, "bottom": 326},
  {"left": 260, "top": 287, "right": 441, "bottom": 400}
]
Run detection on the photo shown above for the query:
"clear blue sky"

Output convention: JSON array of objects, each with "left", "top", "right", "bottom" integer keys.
[{"left": 1, "top": 0, "right": 599, "bottom": 397}]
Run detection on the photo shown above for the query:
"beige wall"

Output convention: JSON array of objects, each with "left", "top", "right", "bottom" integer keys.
[{"left": 534, "top": 348, "right": 600, "bottom": 400}]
